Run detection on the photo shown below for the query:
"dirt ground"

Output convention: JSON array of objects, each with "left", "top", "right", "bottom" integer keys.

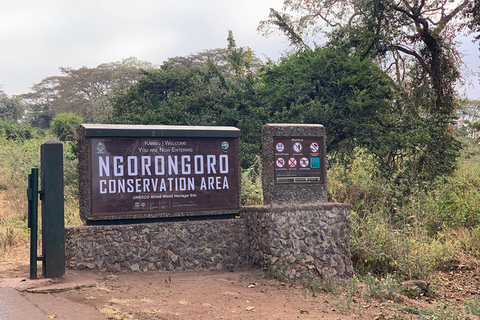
[{"left": 0, "top": 244, "right": 479, "bottom": 320}]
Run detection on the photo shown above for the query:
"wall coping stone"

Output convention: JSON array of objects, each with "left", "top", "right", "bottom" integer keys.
[{"left": 241, "top": 203, "right": 352, "bottom": 213}]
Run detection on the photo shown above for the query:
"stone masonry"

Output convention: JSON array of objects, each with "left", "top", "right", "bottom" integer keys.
[
  {"left": 243, "top": 204, "right": 353, "bottom": 280},
  {"left": 65, "top": 218, "right": 250, "bottom": 272},
  {"left": 66, "top": 203, "right": 353, "bottom": 279}
]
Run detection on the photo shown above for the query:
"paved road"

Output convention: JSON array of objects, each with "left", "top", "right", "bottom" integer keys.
[{"left": 0, "top": 287, "right": 47, "bottom": 319}]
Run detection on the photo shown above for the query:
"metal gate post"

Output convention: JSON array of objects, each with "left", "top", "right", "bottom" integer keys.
[
  {"left": 41, "top": 138, "right": 65, "bottom": 278},
  {"left": 27, "top": 168, "right": 39, "bottom": 279}
]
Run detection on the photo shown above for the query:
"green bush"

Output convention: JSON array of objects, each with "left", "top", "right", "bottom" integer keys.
[
  {"left": 0, "top": 119, "right": 35, "bottom": 141},
  {"left": 50, "top": 112, "right": 83, "bottom": 142}
]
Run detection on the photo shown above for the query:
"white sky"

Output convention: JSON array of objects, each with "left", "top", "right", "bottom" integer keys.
[{"left": 0, "top": 0, "right": 479, "bottom": 100}]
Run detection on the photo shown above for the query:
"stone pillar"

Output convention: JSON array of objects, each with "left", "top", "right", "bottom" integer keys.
[{"left": 262, "top": 124, "right": 327, "bottom": 205}]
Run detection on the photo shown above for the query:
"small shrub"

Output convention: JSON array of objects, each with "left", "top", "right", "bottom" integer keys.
[
  {"left": 424, "top": 235, "right": 459, "bottom": 270},
  {"left": 0, "top": 228, "right": 20, "bottom": 249},
  {"left": 266, "top": 255, "right": 289, "bottom": 282},
  {"left": 363, "top": 274, "right": 401, "bottom": 301},
  {"left": 50, "top": 112, "right": 83, "bottom": 142},
  {"left": 241, "top": 156, "right": 263, "bottom": 206}
]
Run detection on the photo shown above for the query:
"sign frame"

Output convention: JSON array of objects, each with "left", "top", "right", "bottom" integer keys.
[{"left": 77, "top": 124, "right": 241, "bottom": 222}]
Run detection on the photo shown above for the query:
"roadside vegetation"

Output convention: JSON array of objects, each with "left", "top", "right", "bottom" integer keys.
[
  {"left": 2, "top": 116, "right": 480, "bottom": 281},
  {"left": 0, "top": 119, "right": 81, "bottom": 250}
]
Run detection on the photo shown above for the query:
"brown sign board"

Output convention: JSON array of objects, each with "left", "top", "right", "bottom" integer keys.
[{"left": 77, "top": 124, "right": 240, "bottom": 221}]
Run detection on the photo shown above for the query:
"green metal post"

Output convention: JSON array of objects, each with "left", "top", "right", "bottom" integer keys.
[
  {"left": 27, "top": 168, "right": 39, "bottom": 279},
  {"left": 41, "top": 138, "right": 65, "bottom": 278}
]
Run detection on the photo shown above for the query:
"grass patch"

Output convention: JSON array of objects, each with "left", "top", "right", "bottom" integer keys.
[
  {"left": 328, "top": 147, "right": 480, "bottom": 280},
  {"left": 465, "top": 295, "right": 480, "bottom": 317},
  {"left": 301, "top": 271, "right": 340, "bottom": 296}
]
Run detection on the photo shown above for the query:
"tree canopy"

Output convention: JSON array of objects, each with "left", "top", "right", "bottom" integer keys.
[
  {"left": 0, "top": 95, "right": 25, "bottom": 123},
  {"left": 3, "top": 23, "right": 470, "bottom": 182},
  {"left": 23, "top": 57, "right": 156, "bottom": 125},
  {"left": 108, "top": 32, "right": 265, "bottom": 168},
  {"left": 259, "top": 0, "right": 475, "bottom": 118},
  {"left": 259, "top": 47, "right": 395, "bottom": 156},
  {"left": 107, "top": 36, "right": 461, "bottom": 180},
  {"left": 255, "top": 0, "right": 477, "bottom": 182}
]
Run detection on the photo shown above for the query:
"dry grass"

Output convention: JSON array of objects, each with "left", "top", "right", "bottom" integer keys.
[
  {"left": 0, "top": 134, "right": 82, "bottom": 255},
  {"left": 0, "top": 243, "right": 31, "bottom": 276}
]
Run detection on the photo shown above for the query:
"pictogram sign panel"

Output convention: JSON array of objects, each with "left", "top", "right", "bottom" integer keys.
[{"left": 273, "top": 136, "right": 324, "bottom": 184}]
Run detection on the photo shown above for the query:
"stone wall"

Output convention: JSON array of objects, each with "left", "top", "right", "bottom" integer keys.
[
  {"left": 243, "top": 204, "right": 353, "bottom": 280},
  {"left": 65, "top": 203, "right": 353, "bottom": 279},
  {"left": 65, "top": 218, "right": 250, "bottom": 272}
]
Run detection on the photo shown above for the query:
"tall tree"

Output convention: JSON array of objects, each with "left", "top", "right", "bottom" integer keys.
[
  {"left": 25, "top": 57, "right": 155, "bottom": 123},
  {"left": 258, "top": 0, "right": 469, "bottom": 182},
  {"left": 259, "top": 47, "right": 395, "bottom": 156},
  {"left": 21, "top": 77, "right": 58, "bottom": 128},
  {"left": 259, "top": 0, "right": 472, "bottom": 116},
  {"left": 463, "top": 0, "right": 480, "bottom": 46},
  {"left": 0, "top": 95, "right": 25, "bottom": 123},
  {"left": 166, "top": 32, "right": 263, "bottom": 77},
  {"left": 257, "top": 46, "right": 460, "bottom": 182}
]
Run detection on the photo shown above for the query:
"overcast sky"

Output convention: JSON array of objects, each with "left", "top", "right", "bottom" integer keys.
[{"left": 1, "top": 0, "right": 479, "bottom": 100}]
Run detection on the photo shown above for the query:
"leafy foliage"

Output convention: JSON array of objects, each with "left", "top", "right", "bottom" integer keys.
[
  {"left": 166, "top": 44, "right": 262, "bottom": 76},
  {"left": 259, "top": 47, "right": 460, "bottom": 182},
  {"left": 240, "top": 156, "right": 263, "bottom": 206},
  {"left": 0, "top": 132, "right": 82, "bottom": 250},
  {"left": 50, "top": 112, "right": 83, "bottom": 142},
  {"left": 463, "top": 0, "right": 480, "bottom": 47},
  {"left": 259, "top": 0, "right": 469, "bottom": 113},
  {"left": 109, "top": 32, "right": 265, "bottom": 168},
  {"left": 259, "top": 47, "right": 395, "bottom": 161},
  {"left": 330, "top": 145, "right": 480, "bottom": 279},
  {"left": 0, "top": 119, "right": 35, "bottom": 141},
  {"left": 258, "top": 0, "right": 468, "bottom": 182},
  {"left": 465, "top": 295, "right": 480, "bottom": 316}
]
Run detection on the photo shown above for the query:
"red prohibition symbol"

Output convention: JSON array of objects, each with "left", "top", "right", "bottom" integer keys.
[
  {"left": 276, "top": 157, "right": 286, "bottom": 168},
  {"left": 300, "top": 157, "right": 309, "bottom": 168},
  {"left": 310, "top": 142, "right": 319, "bottom": 153},
  {"left": 288, "top": 157, "right": 297, "bottom": 168},
  {"left": 293, "top": 142, "right": 302, "bottom": 153},
  {"left": 275, "top": 142, "right": 285, "bottom": 153}
]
